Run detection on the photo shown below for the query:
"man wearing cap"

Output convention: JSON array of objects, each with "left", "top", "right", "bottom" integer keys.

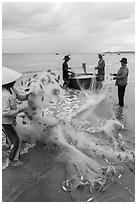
[
  {"left": 95, "top": 53, "right": 105, "bottom": 88},
  {"left": 110, "top": 58, "right": 129, "bottom": 107},
  {"left": 2, "top": 66, "right": 30, "bottom": 166},
  {"left": 62, "top": 55, "right": 74, "bottom": 89}
]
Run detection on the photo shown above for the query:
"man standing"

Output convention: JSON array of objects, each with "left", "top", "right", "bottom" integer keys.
[
  {"left": 62, "top": 55, "right": 73, "bottom": 89},
  {"left": 95, "top": 53, "right": 105, "bottom": 88},
  {"left": 111, "top": 58, "right": 129, "bottom": 107}
]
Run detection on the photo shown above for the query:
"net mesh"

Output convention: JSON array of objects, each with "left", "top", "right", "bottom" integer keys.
[{"left": 13, "top": 71, "right": 134, "bottom": 200}]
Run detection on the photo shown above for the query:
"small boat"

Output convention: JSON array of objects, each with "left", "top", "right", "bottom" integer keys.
[{"left": 68, "top": 74, "right": 96, "bottom": 90}]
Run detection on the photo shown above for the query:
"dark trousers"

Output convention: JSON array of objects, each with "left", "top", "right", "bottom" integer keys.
[
  {"left": 118, "top": 85, "right": 126, "bottom": 107},
  {"left": 63, "top": 78, "right": 70, "bottom": 89},
  {"left": 2, "top": 124, "right": 19, "bottom": 161},
  {"left": 96, "top": 75, "right": 105, "bottom": 89}
]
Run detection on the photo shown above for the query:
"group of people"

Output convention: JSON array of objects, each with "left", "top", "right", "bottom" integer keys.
[
  {"left": 62, "top": 54, "right": 129, "bottom": 107},
  {"left": 2, "top": 54, "right": 129, "bottom": 166}
]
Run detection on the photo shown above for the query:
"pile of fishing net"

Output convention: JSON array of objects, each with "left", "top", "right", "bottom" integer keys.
[{"left": 14, "top": 70, "right": 134, "bottom": 201}]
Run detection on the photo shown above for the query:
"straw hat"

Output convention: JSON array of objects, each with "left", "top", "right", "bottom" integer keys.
[
  {"left": 2, "top": 66, "right": 22, "bottom": 85},
  {"left": 98, "top": 53, "right": 103, "bottom": 57},
  {"left": 119, "top": 58, "right": 128, "bottom": 64}
]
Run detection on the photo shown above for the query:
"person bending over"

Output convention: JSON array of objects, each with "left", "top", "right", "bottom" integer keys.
[{"left": 2, "top": 67, "right": 30, "bottom": 166}]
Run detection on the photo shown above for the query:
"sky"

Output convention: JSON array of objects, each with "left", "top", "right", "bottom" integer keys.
[{"left": 2, "top": 2, "right": 135, "bottom": 53}]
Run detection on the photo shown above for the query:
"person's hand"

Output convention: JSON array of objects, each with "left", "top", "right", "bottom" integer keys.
[
  {"left": 26, "top": 92, "right": 32, "bottom": 99},
  {"left": 18, "top": 105, "right": 28, "bottom": 113},
  {"left": 113, "top": 77, "right": 117, "bottom": 80},
  {"left": 27, "top": 91, "right": 36, "bottom": 99},
  {"left": 18, "top": 108, "right": 24, "bottom": 113}
]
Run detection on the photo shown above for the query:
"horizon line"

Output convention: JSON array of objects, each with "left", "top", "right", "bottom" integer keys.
[{"left": 2, "top": 50, "right": 135, "bottom": 54}]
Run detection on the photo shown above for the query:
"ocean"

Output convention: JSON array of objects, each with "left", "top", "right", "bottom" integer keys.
[{"left": 2, "top": 53, "right": 135, "bottom": 202}]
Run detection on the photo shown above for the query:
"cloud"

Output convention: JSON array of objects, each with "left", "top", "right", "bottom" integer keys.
[{"left": 2, "top": 2, "right": 135, "bottom": 53}]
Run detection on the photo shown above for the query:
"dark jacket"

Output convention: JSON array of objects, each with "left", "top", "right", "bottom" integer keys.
[
  {"left": 62, "top": 61, "right": 69, "bottom": 80},
  {"left": 115, "top": 64, "right": 129, "bottom": 86},
  {"left": 95, "top": 59, "right": 105, "bottom": 81}
]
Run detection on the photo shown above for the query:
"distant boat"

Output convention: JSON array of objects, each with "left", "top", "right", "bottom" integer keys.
[
  {"left": 56, "top": 53, "right": 59, "bottom": 55},
  {"left": 118, "top": 52, "right": 120, "bottom": 55}
]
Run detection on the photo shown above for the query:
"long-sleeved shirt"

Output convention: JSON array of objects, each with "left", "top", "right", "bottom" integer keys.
[
  {"left": 62, "top": 61, "right": 70, "bottom": 80},
  {"left": 2, "top": 87, "right": 28, "bottom": 124},
  {"left": 95, "top": 59, "right": 105, "bottom": 76},
  {"left": 95, "top": 59, "right": 105, "bottom": 81},
  {"left": 115, "top": 64, "right": 129, "bottom": 86}
]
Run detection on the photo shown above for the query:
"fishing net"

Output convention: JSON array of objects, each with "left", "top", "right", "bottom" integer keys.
[{"left": 13, "top": 70, "right": 134, "bottom": 201}]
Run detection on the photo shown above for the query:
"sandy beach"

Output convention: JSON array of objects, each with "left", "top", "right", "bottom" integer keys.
[
  {"left": 2, "top": 2, "right": 135, "bottom": 202},
  {"left": 2, "top": 75, "right": 135, "bottom": 201}
]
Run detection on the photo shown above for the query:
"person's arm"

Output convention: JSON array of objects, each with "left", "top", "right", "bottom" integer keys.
[
  {"left": 2, "top": 95, "right": 20, "bottom": 116},
  {"left": 110, "top": 73, "right": 117, "bottom": 76},
  {"left": 115, "top": 68, "right": 128, "bottom": 80},
  {"left": 100, "top": 60, "right": 105, "bottom": 68},
  {"left": 63, "top": 62, "right": 68, "bottom": 72},
  {"left": 110, "top": 73, "right": 117, "bottom": 80},
  {"left": 95, "top": 59, "right": 105, "bottom": 70},
  {"left": 14, "top": 87, "right": 29, "bottom": 101},
  {"left": 95, "top": 63, "right": 99, "bottom": 70},
  {"left": 95, "top": 66, "right": 98, "bottom": 70},
  {"left": 63, "top": 63, "right": 74, "bottom": 74},
  {"left": 68, "top": 70, "right": 74, "bottom": 74}
]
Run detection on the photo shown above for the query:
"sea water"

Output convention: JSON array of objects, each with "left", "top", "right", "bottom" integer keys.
[{"left": 2, "top": 53, "right": 135, "bottom": 202}]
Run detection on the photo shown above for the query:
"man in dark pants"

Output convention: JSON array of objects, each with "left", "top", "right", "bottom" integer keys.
[
  {"left": 118, "top": 85, "right": 126, "bottom": 107},
  {"left": 62, "top": 55, "right": 74, "bottom": 89},
  {"left": 110, "top": 58, "right": 129, "bottom": 107}
]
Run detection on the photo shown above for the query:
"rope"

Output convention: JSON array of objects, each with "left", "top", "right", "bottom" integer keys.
[{"left": 117, "top": 179, "right": 135, "bottom": 197}]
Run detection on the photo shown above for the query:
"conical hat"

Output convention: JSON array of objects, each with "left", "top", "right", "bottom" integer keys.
[{"left": 2, "top": 66, "right": 22, "bottom": 85}]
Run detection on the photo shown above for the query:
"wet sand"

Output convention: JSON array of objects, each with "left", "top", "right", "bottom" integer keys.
[
  {"left": 2, "top": 99, "right": 135, "bottom": 202},
  {"left": 2, "top": 141, "right": 135, "bottom": 202},
  {"left": 2, "top": 142, "right": 73, "bottom": 202},
  {"left": 2, "top": 76, "right": 135, "bottom": 202}
]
